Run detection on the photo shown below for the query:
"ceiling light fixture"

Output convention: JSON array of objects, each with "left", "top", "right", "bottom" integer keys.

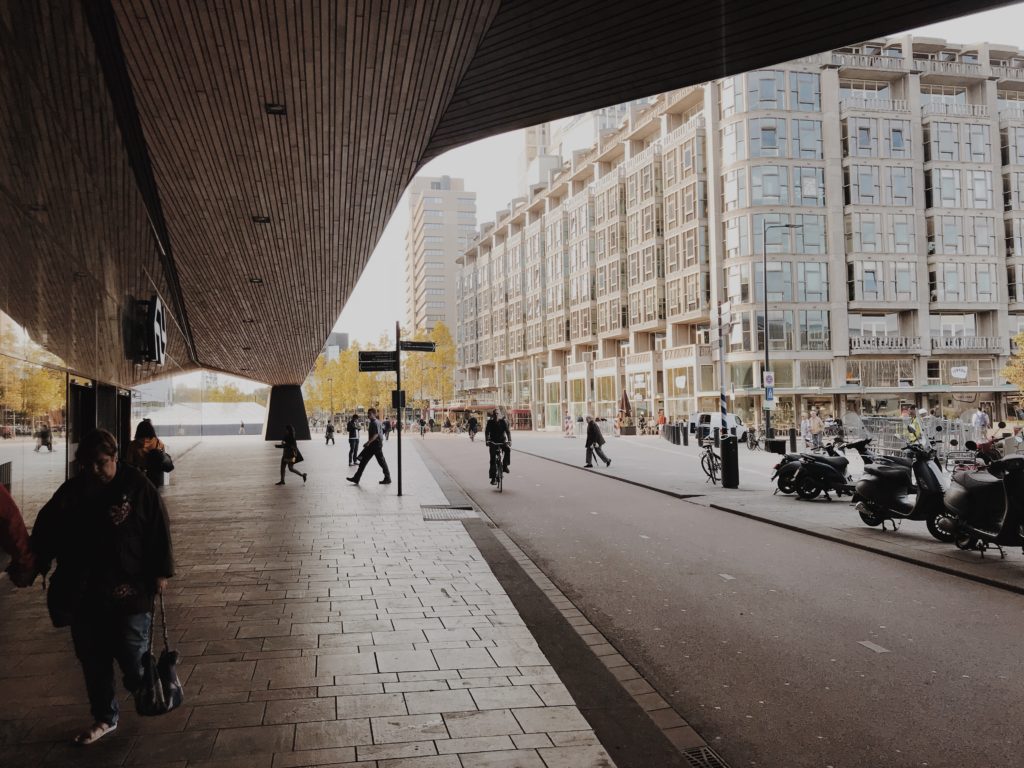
[
  {"left": 265, "top": 103, "right": 286, "bottom": 115},
  {"left": 242, "top": 318, "right": 256, "bottom": 324},
  {"left": 252, "top": 215, "right": 270, "bottom": 224},
  {"left": 248, "top": 276, "right": 264, "bottom": 285},
  {"left": 241, "top": 346, "right": 252, "bottom": 351}
]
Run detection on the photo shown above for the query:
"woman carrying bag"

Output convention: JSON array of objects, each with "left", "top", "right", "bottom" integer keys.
[
  {"left": 126, "top": 419, "right": 174, "bottom": 487},
  {"left": 276, "top": 424, "right": 306, "bottom": 485}
]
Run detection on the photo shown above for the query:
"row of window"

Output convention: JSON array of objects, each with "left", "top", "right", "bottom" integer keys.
[
  {"left": 727, "top": 261, "right": 830, "bottom": 304},
  {"left": 723, "top": 165, "right": 825, "bottom": 209},
  {"left": 721, "top": 71, "right": 822, "bottom": 117},
  {"left": 721, "top": 118, "right": 824, "bottom": 163},
  {"left": 843, "top": 117, "right": 911, "bottom": 159}
]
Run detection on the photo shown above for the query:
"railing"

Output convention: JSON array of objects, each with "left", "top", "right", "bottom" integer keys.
[
  {"left": 993, "top": 65, "right": 1024, "bottom": 81},
  {"left": 594, "top": 357, "right": 618, "bottom": 373},
  {"left": 622, "top": 142, "right": 662, "bottom": 174},
  {"left": 463, "top": 379, "right": 478, "bottom": 390},
  {"left": 916, "top": 59, "right": 984, "bottom": 77},
  {"left": 1000, "top": 105, "right": 1024, "bottom": 121},
  {"left": 625, "top": 351, "right": 654, "bottom": 368},
  {"left": 567, "top": 362, "right": 589, "bottom": 377},
  {"left": 831, "top": 52, "right": 905, "bottom": 70},
  {"left": 930, "top": 336, "right": 1002, "bottom": 351},
  {"left": 840, "top": 97, "right": 909, "bottom": 112},
  {"left": 698, "top": 344, "right": 713, "bottom": 358},
  {"left": 663, "top": 115, "right": 706, "bottom": 147},
  {"left": 922, "top": 102, "right": 989, "bottom": 118},
  {"left": 663, "top": 344, "right": 697, "bottom": 362},
  {"left": 849, "top": 335, "right": 922, "bottom": 352},
  {"left": 799, "top": 334, "right": 832, "bottom": 351},
  {"left": 542, "top": 366, "right": 562, "bottom": 380},
  {"left": 476, "top": 377, "right": 493, "bottom": 388}
]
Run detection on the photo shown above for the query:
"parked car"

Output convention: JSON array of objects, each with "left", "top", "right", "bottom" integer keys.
[{"left": 688, "top": 412, "right": 749, "bottom": 442}]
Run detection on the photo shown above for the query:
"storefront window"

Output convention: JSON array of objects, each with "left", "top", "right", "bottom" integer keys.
[{"left": 664, "top": 368, "right": 694, "bottom": 421}]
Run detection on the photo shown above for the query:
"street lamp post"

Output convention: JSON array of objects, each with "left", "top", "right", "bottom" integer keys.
[
  {"left": 327, "top": 377, "right": 334, "bottom": 421},
  {"left": 761, "top": 220, "right": 801, "bottom": 439}
]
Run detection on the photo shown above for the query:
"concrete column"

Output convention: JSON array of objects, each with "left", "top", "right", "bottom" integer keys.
[{"left": 264, "top": 385, "right": 311, "bottom": 441}]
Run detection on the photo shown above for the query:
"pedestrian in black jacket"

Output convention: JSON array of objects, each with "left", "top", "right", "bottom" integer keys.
[
  {"left": 347, "top": 408, "right": 391, "bottom": 485},
  {"left": 31, "top": 429, "right": 174, "bottom": 745},
  {"left": 346, "top": 415, "right": 360, "bottom": 465},
  {"left": 485, "top": 410, "right": 511, "bottom": 484},
  {"left": 325, "top": 421, "right": 335, "bottom": 445},
  {"left": 584, "top": 415, "right": 611, "bottom": 468},
  {"left": 276, "top": 424, "right": 306, "bottom": 485}
]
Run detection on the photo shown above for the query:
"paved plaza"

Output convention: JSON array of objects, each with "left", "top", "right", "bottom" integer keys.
[{"left": 0, "top": 436, "right": 619, "bottom": 768}]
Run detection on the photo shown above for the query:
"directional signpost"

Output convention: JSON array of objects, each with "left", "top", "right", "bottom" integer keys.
[
  {"left": 763, "top": 370, "right": 775, "bottom": 411},
  {"left": 356, "top": 323, "right": 437, "bottom": 497}
]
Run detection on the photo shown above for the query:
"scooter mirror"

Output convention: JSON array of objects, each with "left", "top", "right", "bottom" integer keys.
[
  {"left": 933, "top": 425, "right": 942, "bottom": 433},
  {"left": 965, "top": 440, "right": 978, "bottom": 450},
  {"left": 949, "top": 439, "right": 958, "bottom": 447},
  {"left": 998, "top": 421, "right": 1007, "bottom": 429}
]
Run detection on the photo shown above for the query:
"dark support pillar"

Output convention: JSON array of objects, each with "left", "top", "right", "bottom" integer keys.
[{"left": 264, "top": 385, "right": 311, "bottom": 441}]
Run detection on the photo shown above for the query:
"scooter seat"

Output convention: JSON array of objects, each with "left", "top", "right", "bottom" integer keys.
[
  {"left": 886, "top": 455, "right": 914, "bottom": 467},
  {"left": 951, "top": 469, "right": 1000, "bottom": 491},
  {"left": 805, "top": 454, "right": 848, "bottom": 468},
  {"left": 864, "top": 464, "right": 910, "bottom": 481}
]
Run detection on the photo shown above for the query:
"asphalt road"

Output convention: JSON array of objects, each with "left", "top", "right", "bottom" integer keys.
[{"left": 420, "top": 434, "right": 1024, "bottom": 768}]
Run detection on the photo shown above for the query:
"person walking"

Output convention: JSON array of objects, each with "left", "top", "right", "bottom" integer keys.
[
  {"left": 419, "top": 417, "right": 427, "bottom": 438},
  {"left": 347, "top": 407, "right": 391, "bottom": 485},
  {"left": 34, "top": 422, "right": 53, "bottom": 452},
  {"left": 809, "top": 409, "right": 824, "bottom": 449},
  {"left": 467, "top": 414, "right": 479, "bottom": 442},
  {"left": 276, "top": 424, "right": 306, "bottom": 485},
  {"left": 584, "top": 415, "right": 611, "bottom": 468},
  {"left": 799, "top": 411, "right": 811, "bottom": 448},
  {"left": 239, "top": 420, "right": 245, "bottom": 435},
  {"left": 325, "top": 421, "right": 335, "bottom": 446},
  {"left": 383, "top": 418, "right": 392, "bottom": 441},
  {"left": 484, "top": 410, "right": 511, "bottom": 484},
  {"left": 1, "top": 484, "right": 36, "bottom": 587},
  {"left": 30, "top": 428, "right": 174, "bottom": 745},
  {"left": 346, "top": 414, "right": 360, "bottom": 466},
  {"left": 125, "top": 419, "right": 169, "bottom": 488}
]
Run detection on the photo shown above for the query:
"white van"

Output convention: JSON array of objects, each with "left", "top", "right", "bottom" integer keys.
[{"left": 689, "top": 412, "right": 748, "bottom": 442}]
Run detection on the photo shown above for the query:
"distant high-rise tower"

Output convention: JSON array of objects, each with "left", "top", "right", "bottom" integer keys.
[{"left": 404, "top": 176, "right": 477, "bottom": 333}]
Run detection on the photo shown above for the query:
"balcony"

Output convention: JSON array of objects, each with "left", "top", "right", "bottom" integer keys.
[
  {"left": 993, "top": 65, "right": 1024, "bottom": 82},
  {"left": 849, "top": 335, "right": 922, "bottom": 353},
  {"left": 916, "top": 59, "right": 984, "bottom": 77},
  {"left": 922, "top": 102, "right": 990, "bottom": 118},
  {"left": 662, "top": 345, "right": 698, "bottom": 364},
  {"left": 1000, "top": 105, "right": 1024, "bottom": 121},
  {"left": 567, "top": 361, "right": 590, "bottom": 378},
  {"left": 930, "top": 336, "right": 1002, "bottom": 352},
  {"left": 840, "top": 97, "right": 909, "bottom": 113},
  {"left": 476, "top": 377, "right": 493, "bottom": 389},
  {"left": 831, "top": 53, "right": 905, "bottom": 71}
]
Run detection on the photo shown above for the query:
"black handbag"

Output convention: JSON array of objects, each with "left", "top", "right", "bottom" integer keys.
[
  {"left": 292, "top": 447, "right": 304, "bottom": 465},
  {"left": 135, "top": 594, "right": 184, "bottom": 716},
  {"left": 161, "top": 452, "right": 175, "bottom": 473}
]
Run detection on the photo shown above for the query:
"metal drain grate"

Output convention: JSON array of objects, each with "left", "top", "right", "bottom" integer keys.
[
  {"left": 421, "top": 505, "right": 477, "bottom": 521},
  {"left": 682, "top": 746, "right": 732, "bottom": 768}
]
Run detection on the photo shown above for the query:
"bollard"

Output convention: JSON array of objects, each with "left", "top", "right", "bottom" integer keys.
[
  {"left": 789, "top": 428, "right": 797, "bottom": 453},
  {"left": 713, "top": 427, "right": 720, "bottom": 447},
  {"left": 682, "top": 425, "right": 689, "bottom": 446},
  {"left": 721, "top": 435, "right": 739, "bottom": 488}
]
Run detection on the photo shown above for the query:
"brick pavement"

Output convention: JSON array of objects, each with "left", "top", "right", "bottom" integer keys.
[{"left": 0, "top": 436, "right": 615, "bottom": 768}]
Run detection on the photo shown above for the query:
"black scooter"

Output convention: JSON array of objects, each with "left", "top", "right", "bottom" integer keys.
[
  {"left": 773, "top": 438, "right": 874, "bottom": 497},
  {"left": 852, "top": 428, "right": 955, "bottom": 543},
  {"left": 936, "top": 454, "right": 1024, "bottom": 558}
]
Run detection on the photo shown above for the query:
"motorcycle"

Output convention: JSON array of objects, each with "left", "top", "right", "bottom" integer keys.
[
  {"left": 772, "top": 437, "right": 875, "bottom": 496},
  {"left": 936, "top": 454, "right": 1024, "bottom": 558},
  {"left": 852, "top": 426, "right": 955, "bottom": 543}
]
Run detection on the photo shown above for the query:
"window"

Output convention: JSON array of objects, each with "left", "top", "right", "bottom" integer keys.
[
  {"left": 755, "top": 261, "right": 793, "bottom": 301},
  {"left": 797, "top": 262, "right": 828, "bottom": 301},
  {"left": 887, "top": 167, "right": 913, "bottom": 206},
  {"left": 753, "top": 214, "right": 793, "bottom": 254},
  {"left": 790, "top": 72, "right": 821, "bottom": 111},
  {"left": 932, "top": 121, "right": 960, "bottom": 161},
  {"left": 793, "top": 120, "right": 823, "bottom": 158},
  {"left": 930, "top": 313, "right": 977, "bottom": 337},
  {"left": 799, "top": 310, "right": 830, "bottom": 350},
  {"left": 721, "top": 122, "right": 746, "bottom": 164},
  {"left": 724, "top": 217, "right": 749, "bottom": 258},
  {"left": 965, "top": 170, "right": 992, "bottom": 209},
  {"left": 847, "top": 165, "right": 880, "bottom": 204},
  {"left": 846, "top": 212, "right": 882, "bottom": 252},
  {"left": 748, "top": 71, "right": 785, "bottom": 109},
  {"left": 756, "top": 310, "right": 795, "bottom": 351},
  {"left": 722, "top": 169, "right": 747, "bottom": 211},
  {"left": 795, "top": 214, "right": 826, "bottom": 254},
  {"left": 890, "top": 214, "right": 915, "bottom": 253},
  {"left": 894, "top": 263, "right": 916, "bottom": 301},
  {"left": 794, "top": 167, "right": 825, "bottom": 206},
  {"left": 751, "top": 165, "right": 788, "bottom": 205},
  {"left": 891, "top": 128, "right": 905, "bottom": 150},
  {"left": 726, "top": 263, "right": 752, "bottom": 304},
  {"left": 801, "top": 360, "right": 832, "bottom": 387},
  {"left": 965, "top": 123, "right": 990, "bottom": 162},
  {"left": 972, "top": 217, "right": 996, "bottom": 255},
  {"left": 927, "top": 168, "right": 960, "bottom": 208},
  {"left": 927, "top": 215, "right": 964, "bottom": 255},
  {"left": 848, "top": 260, "right": 884, "bottom": 301},
  {"left": 721, "top": 76, "right": 743, "bottom": 117},
  {"left": 750, "top": 118, "right": 786, "bottom": 157}
]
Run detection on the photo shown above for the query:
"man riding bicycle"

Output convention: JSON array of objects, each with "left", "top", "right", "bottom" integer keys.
[{"left": 485, "top": 409, "right": 511, "bottom": 485}]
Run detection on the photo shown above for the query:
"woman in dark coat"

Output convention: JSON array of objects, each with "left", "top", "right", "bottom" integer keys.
[
  {"left": 276, "top": 424, "right": 306, "bottom": 485},
  {"left": 31, "top": 429, "right": 174, "bottom": 745}
]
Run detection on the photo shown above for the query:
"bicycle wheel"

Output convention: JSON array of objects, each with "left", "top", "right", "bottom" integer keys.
[
  {"left": 496, "top": 465, "right": 503, "bottom": 492},
  {"left": 701, "top": 452, "right": 719, "bottom": 484}
]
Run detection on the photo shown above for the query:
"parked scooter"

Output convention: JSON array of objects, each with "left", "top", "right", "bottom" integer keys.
[
  {"left": 772, "top": 437, "right": 875, "bottom": 496},
  {"left": 935, "top": 454, "right": 1024, "bottom": 558},
  {"left": 852, "top": 426, "right": 955, "bottom": 542},
  {"left": 791, "top": 437, "right": 876, "bottom": 501}
]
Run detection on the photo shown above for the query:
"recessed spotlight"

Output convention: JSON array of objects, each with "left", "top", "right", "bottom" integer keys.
[
  {"left": 265, "top": 103, "right": 286, "bottom": 115},
  {"left": 27, "top": 203, "right": 48, "bottom": 213},
  {"left": 241, "top": 346, "right": 252, "bottom": 351},
  {"left": 240, "top": 367, "right": 253, "bottom": 372},
  {"left": 242, "top": 318, "right": 256, "bottom": 324},
  {"left": 252, "top": 215, "right": 270, "bottom": 224},
  {"left": 248, "top": 276, "right": 264, "bottom": 285}
]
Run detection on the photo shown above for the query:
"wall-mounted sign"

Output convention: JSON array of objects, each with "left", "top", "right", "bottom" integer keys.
[
  {"left": 950, "top": 366, "right": 969, "bottom": 380},
  {"left": 136, "top": 295, "right": 167, "bottom": 365}
]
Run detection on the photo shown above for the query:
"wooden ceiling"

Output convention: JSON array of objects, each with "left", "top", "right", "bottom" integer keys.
[{"left": 0, "top": 0, "right": 1012, "bottom": 386}]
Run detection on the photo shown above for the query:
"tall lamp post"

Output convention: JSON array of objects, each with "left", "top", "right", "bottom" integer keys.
[
  {"left": 327, "top": 377, "right": 334, "bottom": 422},
  {"left": 761, "top": 220, "right": 801, "bottom": 439}
]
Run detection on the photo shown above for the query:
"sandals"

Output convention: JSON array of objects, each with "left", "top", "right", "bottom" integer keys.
[{"left": 74, "top": 721, "right": 117, "bottom": 745}]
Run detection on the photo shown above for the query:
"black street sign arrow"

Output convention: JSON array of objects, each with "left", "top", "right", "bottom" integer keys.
[
  {"left": 399, "top": 340, "right": 436, "bottom": 352},
  {"left": 358, "top": 360, "right": 397, "bottom": 372},
  {"left": 359, "top": 350, "right": 398, "bottom": 362}
]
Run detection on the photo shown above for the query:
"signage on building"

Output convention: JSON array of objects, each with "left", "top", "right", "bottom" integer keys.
[
  {"left": 358, "top": 350, "right": 398, "bottom": 372},
  {"left": 136, "top": 295, "right": 167, "bottom": 365},
  {"left": 950, "top": 366, "right": 969, "bottom": 380},
  {"left": 400, "top": 340, "right": 436, "bottom": 352}
]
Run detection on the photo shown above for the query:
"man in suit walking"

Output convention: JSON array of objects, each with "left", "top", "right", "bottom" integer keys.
[
  {"left": 584, "top": 415, "right": 611, "bottom": 468},
  {"left": 347, "top": 408, "right": 391, "bottom": 485}
]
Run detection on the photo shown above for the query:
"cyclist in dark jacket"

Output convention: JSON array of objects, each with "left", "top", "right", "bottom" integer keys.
[
  {"left": 31, "top": 429, "right": 174, "bottom": 745},
  {"left": 485, "top": 410, "right": 512, "bottom": 484}
]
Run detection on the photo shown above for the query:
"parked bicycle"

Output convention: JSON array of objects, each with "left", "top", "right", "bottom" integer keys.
[
  {"left": 701, "top": 438, "right": 722, "bottom": 484},
  {"left": 747, "top": 427, "right": 764, "bottom": 451}
]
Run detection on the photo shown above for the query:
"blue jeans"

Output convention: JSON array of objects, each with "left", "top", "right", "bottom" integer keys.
[{"left": 71, "top": 612, "right": 151, "bottom": 725}]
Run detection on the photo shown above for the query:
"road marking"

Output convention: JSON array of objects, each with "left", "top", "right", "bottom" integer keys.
[
  {"left": 639, "top": 534, "right": 650, "bottom": 539},
  {"left": 719, "top": 573, "right": 736, "bottom": 581},
  {"left": 858, "top": 640, "right": 890, "bottom": 654}
]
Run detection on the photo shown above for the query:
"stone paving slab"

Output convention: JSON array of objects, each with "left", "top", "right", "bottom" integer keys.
[{"left": 0, "top": 436, "right": 616, "bottom": 767}]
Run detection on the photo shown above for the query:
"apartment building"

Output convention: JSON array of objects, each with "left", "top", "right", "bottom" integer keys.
[
  {"left": 404, "top": 176, "right": 477, "bottom": 333},
  {"left": 456, "top": 36, "right": 1024, "bottom": 430}
]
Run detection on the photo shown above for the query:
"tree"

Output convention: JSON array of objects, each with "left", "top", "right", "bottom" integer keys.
[{"left": 1003, "top": 332, "right": 1024, "bottom": 390}]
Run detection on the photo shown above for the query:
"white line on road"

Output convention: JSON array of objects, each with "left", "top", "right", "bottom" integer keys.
[
  {"left": 858, "top": 640, "right": 890, "bottom": 654},
  {"left": 719, "top": 573, "right": 736, "bottom": 581}
]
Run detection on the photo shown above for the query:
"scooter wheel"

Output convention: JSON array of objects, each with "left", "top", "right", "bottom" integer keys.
[
  {"left": 858, "top": 508, "right": 885, "bottom": 527},
  {"left": 796, "top": 476, "right": 822, "bottom": 500},
  {"left": 954, "top": 533, "right": 979, "bottom": 551},
  {"left": 926, "top": 515, "right": 956, "bottom": 544},
  {"left": 777, "top": 474, "right": 797, "bottom": 495}
]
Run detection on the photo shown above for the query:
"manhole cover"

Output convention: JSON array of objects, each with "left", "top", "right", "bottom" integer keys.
[
  {"left": 421, "top": 505, "right": 477, "bottom": 521},
  {"left": 682, "top": 746, "right": 732, "bottom": 768}
]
